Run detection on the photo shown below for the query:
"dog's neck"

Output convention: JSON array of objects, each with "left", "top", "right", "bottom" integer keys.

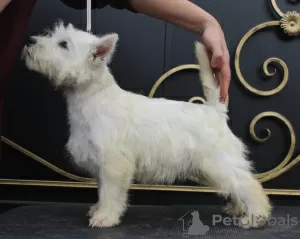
[{"left": 64, "top": 67, "right": 120, "bottom": 98}]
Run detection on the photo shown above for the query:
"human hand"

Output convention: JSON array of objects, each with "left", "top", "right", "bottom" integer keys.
[
  {"left": 200, "top": 18, "right": 231, "bottom": 102},
  {"left": 0, "top": 0, "right": 12, "bottom": 13}
]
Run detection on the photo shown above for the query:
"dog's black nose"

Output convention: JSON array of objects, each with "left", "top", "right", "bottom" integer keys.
[{"left": 26, "top": 37, "right": 37, "bottom": 46}]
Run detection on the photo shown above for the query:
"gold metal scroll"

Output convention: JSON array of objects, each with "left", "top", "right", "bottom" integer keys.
[
  {"left": 1, "top": 136, "right": 94, "bottom": 183},
  {"left": 271, "top": 0, "right": 284, "bottom": 17},
  {"left": 235, "top": 21, "right": 289, "bottom": 96},
  {"left": 235, "top": 1, "right": 300, "bottom": 96},
  {"left": 249, "top": 112, "right": 300, "bottom": 183},
  {"left": 234, "top": 0, "right": 300, "bottom": 183}
]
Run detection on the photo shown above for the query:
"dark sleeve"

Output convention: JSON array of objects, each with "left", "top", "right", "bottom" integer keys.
[
  {"left": 60, "top": 0, "right": 137, "bottom": 13},
  {"left": 0, "top": 0, "right": 37, "bottom": 155}
]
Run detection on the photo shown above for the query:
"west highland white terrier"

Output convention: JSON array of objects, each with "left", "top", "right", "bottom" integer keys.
[{"left": 22, "top": 22, "right": 271, "bottom": 229}]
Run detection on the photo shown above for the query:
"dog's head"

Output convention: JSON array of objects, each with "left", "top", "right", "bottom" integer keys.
[
  {"left": 191, "top": 210, "right": 199, "bottom": 217},
  {"left": 22, "top": 21, "right": 119, "bottom": 88}
]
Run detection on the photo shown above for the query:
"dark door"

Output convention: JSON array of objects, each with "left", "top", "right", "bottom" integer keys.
[{"left": 1, "top": 0, "right": 300, "bottom": 204}]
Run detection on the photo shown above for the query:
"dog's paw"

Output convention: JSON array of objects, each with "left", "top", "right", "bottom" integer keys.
[
  {"left": 87, "top": 204, "right": 99, "bottom": 217},
  {"left": 223, "top": 202, "right": 246, "bottom": 217},
  {"left": 223, "top": 202, "right": 236, "bottom": 216},
  {"left": 238, "top": 214, "right": 268, "bottom": 229},
  {"left": 89, "top": 211, "right": 120, "bottom": 228}
]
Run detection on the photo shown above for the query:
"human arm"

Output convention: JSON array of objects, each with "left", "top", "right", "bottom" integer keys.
[
  {"left": 0, "top": 0, "right": 12, "bottom": 13},
  {"left": 129, "top": 0, "right": 230, "bottom": 102}
]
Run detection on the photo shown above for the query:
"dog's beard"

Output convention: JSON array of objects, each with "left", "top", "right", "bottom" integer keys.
[{"left": 22, "top": 47, "right": 40, "bottom": 72}]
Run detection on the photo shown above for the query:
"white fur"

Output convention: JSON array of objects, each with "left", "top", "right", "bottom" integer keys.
[{"left": 22, "top": 22, "right": 272, "bottom": 229}]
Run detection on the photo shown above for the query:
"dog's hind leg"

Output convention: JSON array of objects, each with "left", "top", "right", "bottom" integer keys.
[
  {"left": 89, "top": 151, "right": 135, "bottom": 228},
  {"left": 199, "top": 152, "right": 272, "bottom": 229}
]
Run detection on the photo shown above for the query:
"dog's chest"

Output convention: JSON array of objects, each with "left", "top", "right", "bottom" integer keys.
[
  {"left": 65, "top": 94, "right": 126, "bottom": 168},
  {"left": 66, "top": 117, "right": 99, "bottom": 172},
  {"left": 65, "top": 99, "right": 104, "bottom": 172}
]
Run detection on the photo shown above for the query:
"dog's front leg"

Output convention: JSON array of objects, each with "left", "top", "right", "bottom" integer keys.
[
  {"left": 87, "top": 177, "right": 101, "bottom": 217},
  {"left": 89, "top": 152, "right": 134, "bottom": 228}
]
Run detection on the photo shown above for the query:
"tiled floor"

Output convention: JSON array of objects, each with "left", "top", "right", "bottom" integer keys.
[{"left": 0, "top": 203, "right": 300, "bottom": 238}]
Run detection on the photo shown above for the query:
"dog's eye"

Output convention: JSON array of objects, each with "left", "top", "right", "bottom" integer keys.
[{"left": 58, "top": 40, "right": 68, "bottom": 49}]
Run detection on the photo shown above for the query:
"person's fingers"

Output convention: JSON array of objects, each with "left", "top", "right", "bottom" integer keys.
[
  {"left": 209, "top": 39, "right": 225, "bottom": 84},
  {"left": 219, "top": 62, "right": 231, "bottom": 102},
  {"left": 202, "top": 28, "right": 231, "bottom": 102},
  {"left": 215, "top": 70, "right": 221, "bottom": 86},
  {"left": 202, "top": 30, "right": 223, "bottom": 69},
  {"left": 209, "top": 41, "right": 224, "bottom": 87},
  {"left": 220, "top": 36, "right": 230, "bottom": 66},
  {"left": 217, "top": 34, "right": 231, "bottom": 102},
  {"left": 210, "top": 41, "right": 223, "bottom": 69}
]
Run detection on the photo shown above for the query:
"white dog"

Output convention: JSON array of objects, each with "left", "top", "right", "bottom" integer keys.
[{"left": 22, "top": 22, "right": 271, "bottom": 229}]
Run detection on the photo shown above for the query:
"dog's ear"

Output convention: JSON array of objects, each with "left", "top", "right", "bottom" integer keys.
[{"left": 89, "top": 33, "right": 119, "bottom": 66}]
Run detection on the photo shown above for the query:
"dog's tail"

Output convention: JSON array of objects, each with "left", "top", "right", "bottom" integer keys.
[{"left": 194, "top": 41, "right": 227, "bottom": 114}]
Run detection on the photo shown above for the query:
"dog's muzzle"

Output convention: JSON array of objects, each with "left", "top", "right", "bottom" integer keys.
[
  {"left": 26, "top": 37, "right": 37, "bottom": 47},
  {"left": 22, "top": 37, "right": 36, "bottom": 60}
]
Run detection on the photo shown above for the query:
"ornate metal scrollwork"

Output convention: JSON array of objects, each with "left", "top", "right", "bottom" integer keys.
[
  {"left": 234, "top": 0, "right": 300, "bottom": 183},
  {"left": 249, "top": 112, "right": 300, "bottom": 183}
]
